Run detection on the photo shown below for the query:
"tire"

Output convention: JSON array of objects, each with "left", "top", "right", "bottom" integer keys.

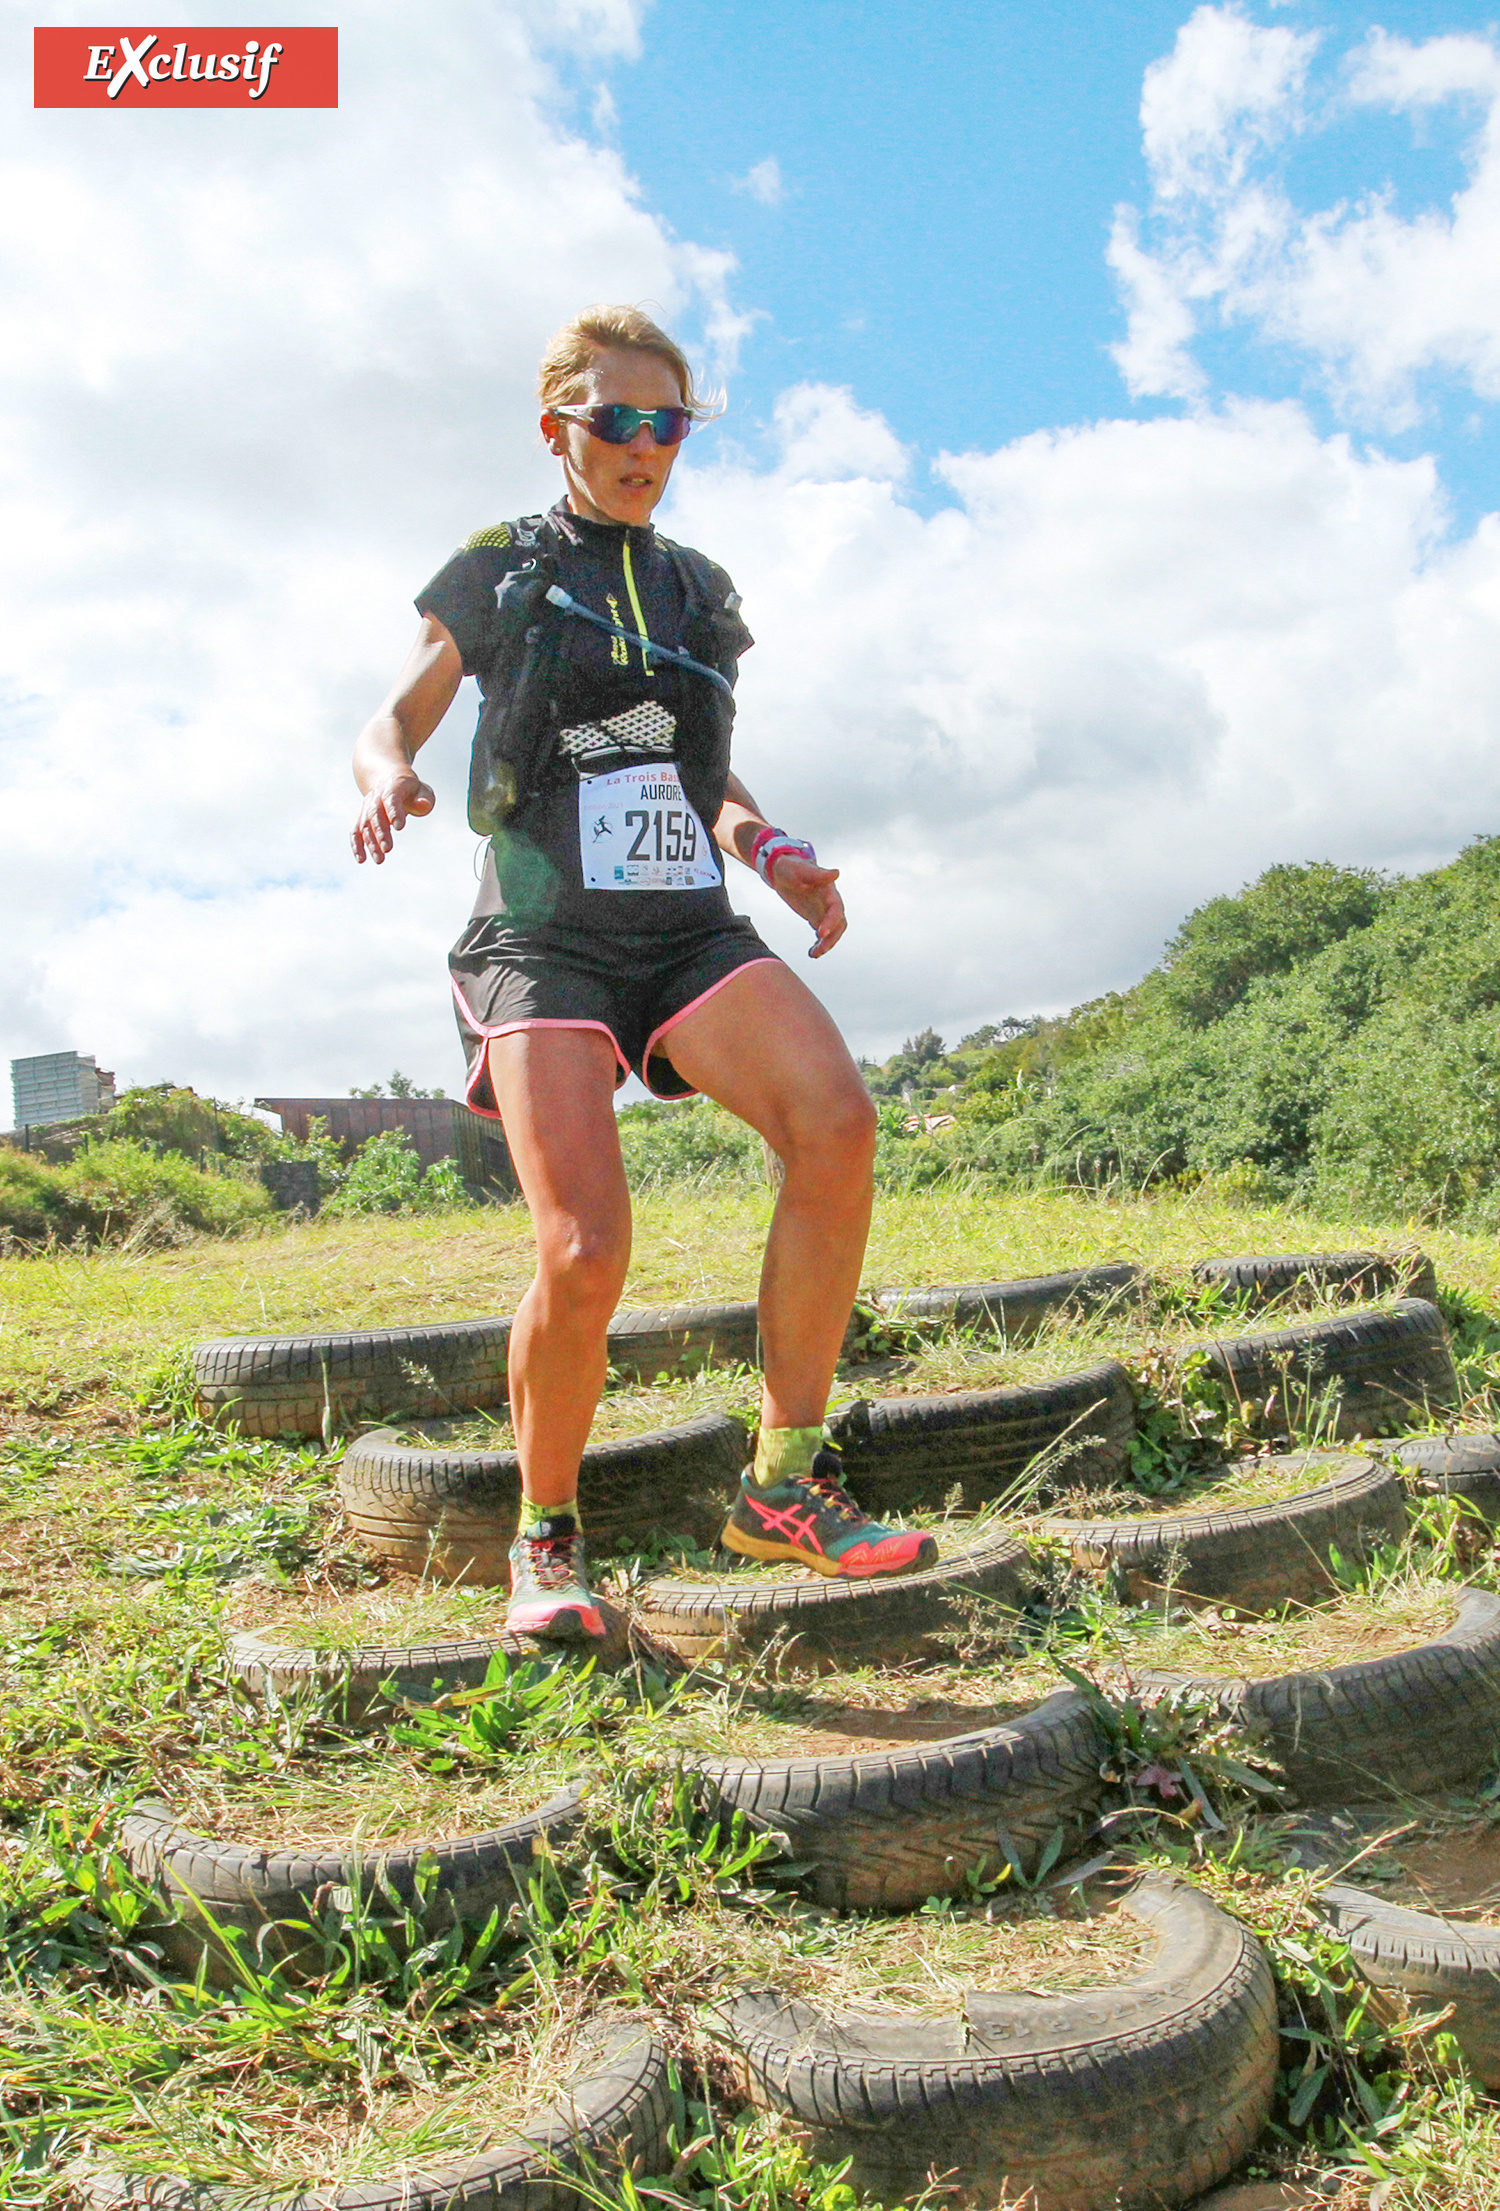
[
  {"left": 80, "top": 2014, "right": 674, "bottom": 2211},
  {"left": 825, "top": 1360, "right": 1135, "bottom": 1512},
  {"left": 1131, "top": 1585, "right": 1500, "bottom": 1805},
  {"left": 339, "top": 1410, "right": 749, "bottom": 1582},
  {"left": 120, "top": 1785, "right": 586, "bottom": 1979},
  {"left": 706, "top": 1874, "right": 1278, "bottom": 2211},
  {"left": 686, "top": 1689, "right": 1110, "bottom": 1909},
  {"left": 1378, "top": 1432, "right": 1500, "bottom": 1525},
  {"left": 635, "top": 1523, "right": 1033, "bottom": 1667},
  {"left": 1316, "top": 1882, "right": 1500, "bottom": 2091},
  {"left": 1197, "top": 1299, "right": 1458, "bottom": 1442},
  {"left": 1192, "top": 1250, "right": 1438, "bottom": 1307},
  {"left": 195, "top": 1299, "right": 766, "bottom": 1439},
  {"left": 227, "top": 1604, "right": 688, "bottom": 1724},
  {"left": 1040, "top": 1453, "right": 1409, "bottom": 1614},
  {"left": 868, "top": 1262, "right": 1145, "bottom": 1340},
  {"left": 194, "top": 1316, "right": 513, "bottom": 1440},
  {"left": 605, "top": 1299, "right": 762, "bottom": 1380}
]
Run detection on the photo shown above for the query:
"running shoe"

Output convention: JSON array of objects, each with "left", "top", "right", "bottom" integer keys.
[
  {"left": 506, "top": 1517, "right": 605, "bottom": 1639},
  {"left": 719, "top": 1447, "right": 938, "bottom": 1578}
]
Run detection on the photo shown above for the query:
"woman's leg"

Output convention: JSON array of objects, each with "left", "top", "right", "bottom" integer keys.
[
  {"left": 485, "top": 1027, "right": 632, "bottom": 1511},
  {"left": 662, "top": 962, "right": 931, "bottom": 1575},
  {"left": 658, "top": 961, "right": 877, "bottom": 1435}
]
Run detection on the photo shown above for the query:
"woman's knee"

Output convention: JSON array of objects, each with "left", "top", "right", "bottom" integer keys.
[
  {"left": 532, "top": 1217, "right": 631, "bottom": 1315},
  {"left": 778, "top": 1079, "right": 878, "bottom": 1181}
]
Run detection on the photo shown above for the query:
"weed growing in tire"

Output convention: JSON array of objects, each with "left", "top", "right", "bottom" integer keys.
[{"left": 1126, "top": 1345, "right": 1233, "bottom": 1492}]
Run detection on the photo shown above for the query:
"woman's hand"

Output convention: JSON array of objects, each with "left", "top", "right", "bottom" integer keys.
[
  {"left": 770, "top": 853, "right": 847, "bottom": 958},
  {"left": 350, "top": 616, "right": 461, "bottom": 867},
  {"left": 351, "top": 768, "right": 436, "bottom": 865}
]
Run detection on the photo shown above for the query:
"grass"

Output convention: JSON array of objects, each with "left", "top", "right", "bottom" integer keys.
[
  {"left": 1, "top": 1175, "right": 1489, "bottom": 1407},
  {"left": 1040, "top": 1444, "right": 1373, "bottom": 1522},
  {"left": 1108, "top": 1580, "right": 1460, "bottom": 1679},
  {"left": 8, "top": 1185, "right": 1500, "bottom": 2206}
]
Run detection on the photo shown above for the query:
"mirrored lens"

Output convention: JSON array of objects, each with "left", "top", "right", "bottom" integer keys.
[{"left": 588, "top": 404, "right": 692, "bottom": 446}]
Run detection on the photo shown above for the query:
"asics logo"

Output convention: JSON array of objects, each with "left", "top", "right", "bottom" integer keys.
[{"left": 746, "top": 1497, "right": 823, "bottom": 1551}]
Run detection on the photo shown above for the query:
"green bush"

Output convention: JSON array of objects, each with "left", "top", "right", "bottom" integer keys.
[
  {"left": 102, "top": 1085, "right": 283, "bottom": 1165},
  {"left": 615, "top": 1099, "right": 762, "bottom": 1188},
  {"left": 58, "top": 1140, "right": 274, "bottom": 1244},
  {"left": 948, "top": 834, "right": 1500, "bottom": 1217},
  {"left": 0, "top": 1151, "right": 87, "bottom": 1246},
  {"left": 324, "top": 1129, "right": 473, "bottom": 1217}
]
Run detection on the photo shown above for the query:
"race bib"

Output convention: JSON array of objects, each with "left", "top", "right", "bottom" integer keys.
[{"left": 578, "top": 763, "right": 720, "bottom": 891}]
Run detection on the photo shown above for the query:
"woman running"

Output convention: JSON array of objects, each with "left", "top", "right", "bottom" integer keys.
[{"left": 350, "top": 304, "right": 935, "bottom": 1636}]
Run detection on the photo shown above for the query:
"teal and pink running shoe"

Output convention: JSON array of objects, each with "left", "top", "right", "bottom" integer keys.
[
  {"left": 719, "top": 1446, "right": 938, "bottom": 1578},
  {"left": 505, "top": 1516, "right": 605, "bottom": 1639}
]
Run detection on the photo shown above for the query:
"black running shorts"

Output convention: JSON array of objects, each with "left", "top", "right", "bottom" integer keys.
[{"left": 450, "top": 911, "right": 780, "bottom": 1110}]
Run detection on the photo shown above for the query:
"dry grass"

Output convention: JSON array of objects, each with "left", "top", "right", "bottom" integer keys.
[
  {"left": 224, "top": 1577, "right": 514, "bottom": 1651},
  {"left": 169, "top": 1749, "right": 578, "bottom": 1852},
  {"left": 1042, "top": 1447, "right": 1376, "bottom": 1523},
  {"left": 753, "top": 1884, "right": 1151, "bottom": 2011},
  {"left": 1116, "top": 1582, "right": 1458, "bottom": 1680}
]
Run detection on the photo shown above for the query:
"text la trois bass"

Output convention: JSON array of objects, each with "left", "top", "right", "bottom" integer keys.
[{"left": 33, "top": 27, "right": 339, "bottom": 107}]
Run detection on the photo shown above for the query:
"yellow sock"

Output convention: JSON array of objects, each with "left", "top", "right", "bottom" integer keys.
[
  {"left": 519, "top": 1496, "right": 580, "bottom": 1535},
  {"left": 751, "top": 1426, "right": 824, "bottom": 1488}
]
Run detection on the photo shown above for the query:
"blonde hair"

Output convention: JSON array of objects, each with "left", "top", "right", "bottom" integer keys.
[{"left": 537, "top": 305, "right": 715, "bottom": 415}]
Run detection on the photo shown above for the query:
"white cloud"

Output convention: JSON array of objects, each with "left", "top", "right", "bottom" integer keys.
[
  {"left": 665, "top": 395, "right": 1500, "bottom": 1052},
  {"left": 1111, "top": 5, "right": 1500, "bottom": 429},
  {"left": 732, "top": 156, "right": 785, "bottom": 207},
  {"left": 1138, "top": 1, "right": 1315, "bottom": 205}
]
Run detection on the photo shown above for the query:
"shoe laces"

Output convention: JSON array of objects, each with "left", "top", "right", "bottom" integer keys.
[
  {"left": 795, "top": 1465, "right": 866, "bottom": 1523},
  {"left": 519, "top": 1526, "right": 583, "bottom": 1588}
]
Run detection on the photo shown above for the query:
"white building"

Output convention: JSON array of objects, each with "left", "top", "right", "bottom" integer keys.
[{"left": 10, "top": 1052, "right": 116, "bottom": 1129}]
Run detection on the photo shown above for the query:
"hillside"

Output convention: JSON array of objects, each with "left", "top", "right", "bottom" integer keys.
[{"left": 946, "top": 835, "right": 1500, "bottom": 1223}]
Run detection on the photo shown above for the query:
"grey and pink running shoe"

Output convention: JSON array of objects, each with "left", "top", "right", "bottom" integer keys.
[
  {"left": 719, "top": 1446, "right": 937, "bottom": 1578},
  {"left": 505, "top": 1516, "right": 605, "bottom": 1639}
]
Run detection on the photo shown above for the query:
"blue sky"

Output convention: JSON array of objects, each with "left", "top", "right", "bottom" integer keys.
[
  {"left": 8, "top": 0, "right": 1500, "bottom": 1100},
  {"left": 595, "top": 0, "right": 1500, "bottom": 527}
]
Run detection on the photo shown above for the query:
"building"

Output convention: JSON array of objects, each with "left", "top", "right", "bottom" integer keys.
[
  {"left": 11, "top": 1052, "right": 116, "bottom": 1129},
  {"left": 255, "top": 1095, "right": 517, "bottom": 1197}
]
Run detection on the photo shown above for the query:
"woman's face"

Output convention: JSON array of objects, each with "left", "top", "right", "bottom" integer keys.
[{"left": 542, "top": 346, "right": 685, "bottom": 528}]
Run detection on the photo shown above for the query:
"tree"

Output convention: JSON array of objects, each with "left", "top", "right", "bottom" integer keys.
[
  {"left": 901, "top": 1029, "right": 945, "bottom": 1066},
  {"left": 349, "top": 1070, "right": 446, "bottom": 1099},
  {"left": 1154, "top": 862, "right": 1387, "bottom": 1028}
]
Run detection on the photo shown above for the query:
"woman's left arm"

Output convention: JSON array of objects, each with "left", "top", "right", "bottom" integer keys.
[{"left": 713, "top": 770, "right": 847, "bottom": 959}]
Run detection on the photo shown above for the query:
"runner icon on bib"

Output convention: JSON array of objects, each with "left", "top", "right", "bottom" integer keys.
[{"left": 579, "top": 762, "right": 721, "bottom": 891}]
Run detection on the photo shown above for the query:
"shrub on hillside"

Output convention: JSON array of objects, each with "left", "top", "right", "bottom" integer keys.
[
  {"left": 59, "top": 1140, "right": 275, "bottom": 1244},
  {"left": 963, "top": 835, "right": 1500, "bottom": 1218},
  {"left": 103, "top": 1085, "right": 283, "bottom": 1164},
  {"left": 616, "top": 1099, "right": 761, "bottom": 1188},
  {"left": 324, "top": 1129, "right": 472, "bottom": 1217},
  {"left": 0, "top": 1151, "right": 88, "bottom": 1246}
]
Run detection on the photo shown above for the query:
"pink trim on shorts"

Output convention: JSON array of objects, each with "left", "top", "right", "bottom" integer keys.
[
  {"left": 450, "top": 978, "right": 630, "bottom": 1119},
  {"left": 641, "top": 956, "right": 781, "bottom": 1099}
]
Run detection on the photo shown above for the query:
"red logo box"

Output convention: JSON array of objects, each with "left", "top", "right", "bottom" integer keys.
[{"left": 34, "top": 26, "right": 337, "bottom": 106}]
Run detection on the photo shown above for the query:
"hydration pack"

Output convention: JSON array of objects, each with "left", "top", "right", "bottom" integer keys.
[{"left": 465, "top": 512, "right": 753, "bottom": 836}]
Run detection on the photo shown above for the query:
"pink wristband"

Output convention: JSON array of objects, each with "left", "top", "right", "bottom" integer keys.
[{"left": 751, "top": 825, "right": 818, "bottom": 882}]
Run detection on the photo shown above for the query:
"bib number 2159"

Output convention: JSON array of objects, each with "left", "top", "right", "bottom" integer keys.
[
  {"left": 626, "top": 807, "right": 697, "bottom": 864},
  {"left": 579, "top": 763, "right": 720, "bottom": 891}
]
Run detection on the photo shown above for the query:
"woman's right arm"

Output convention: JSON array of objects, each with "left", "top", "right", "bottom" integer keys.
[{"left": 350, "top": 615, "right": 464, "bottom": 865}]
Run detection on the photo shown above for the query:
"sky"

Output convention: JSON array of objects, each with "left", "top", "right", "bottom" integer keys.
[{"left": 6, "top": 0, "right": 1500, "bottom": 1110}]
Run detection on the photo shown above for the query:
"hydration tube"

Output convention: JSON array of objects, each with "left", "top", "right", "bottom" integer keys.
[{"left": 544, "top": 583, "right": 735, "bottom": 699}]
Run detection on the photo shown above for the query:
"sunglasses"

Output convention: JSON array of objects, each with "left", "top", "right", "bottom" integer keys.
[{"left": 550, "top": 402, "right": 694, "bottom": 447}]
